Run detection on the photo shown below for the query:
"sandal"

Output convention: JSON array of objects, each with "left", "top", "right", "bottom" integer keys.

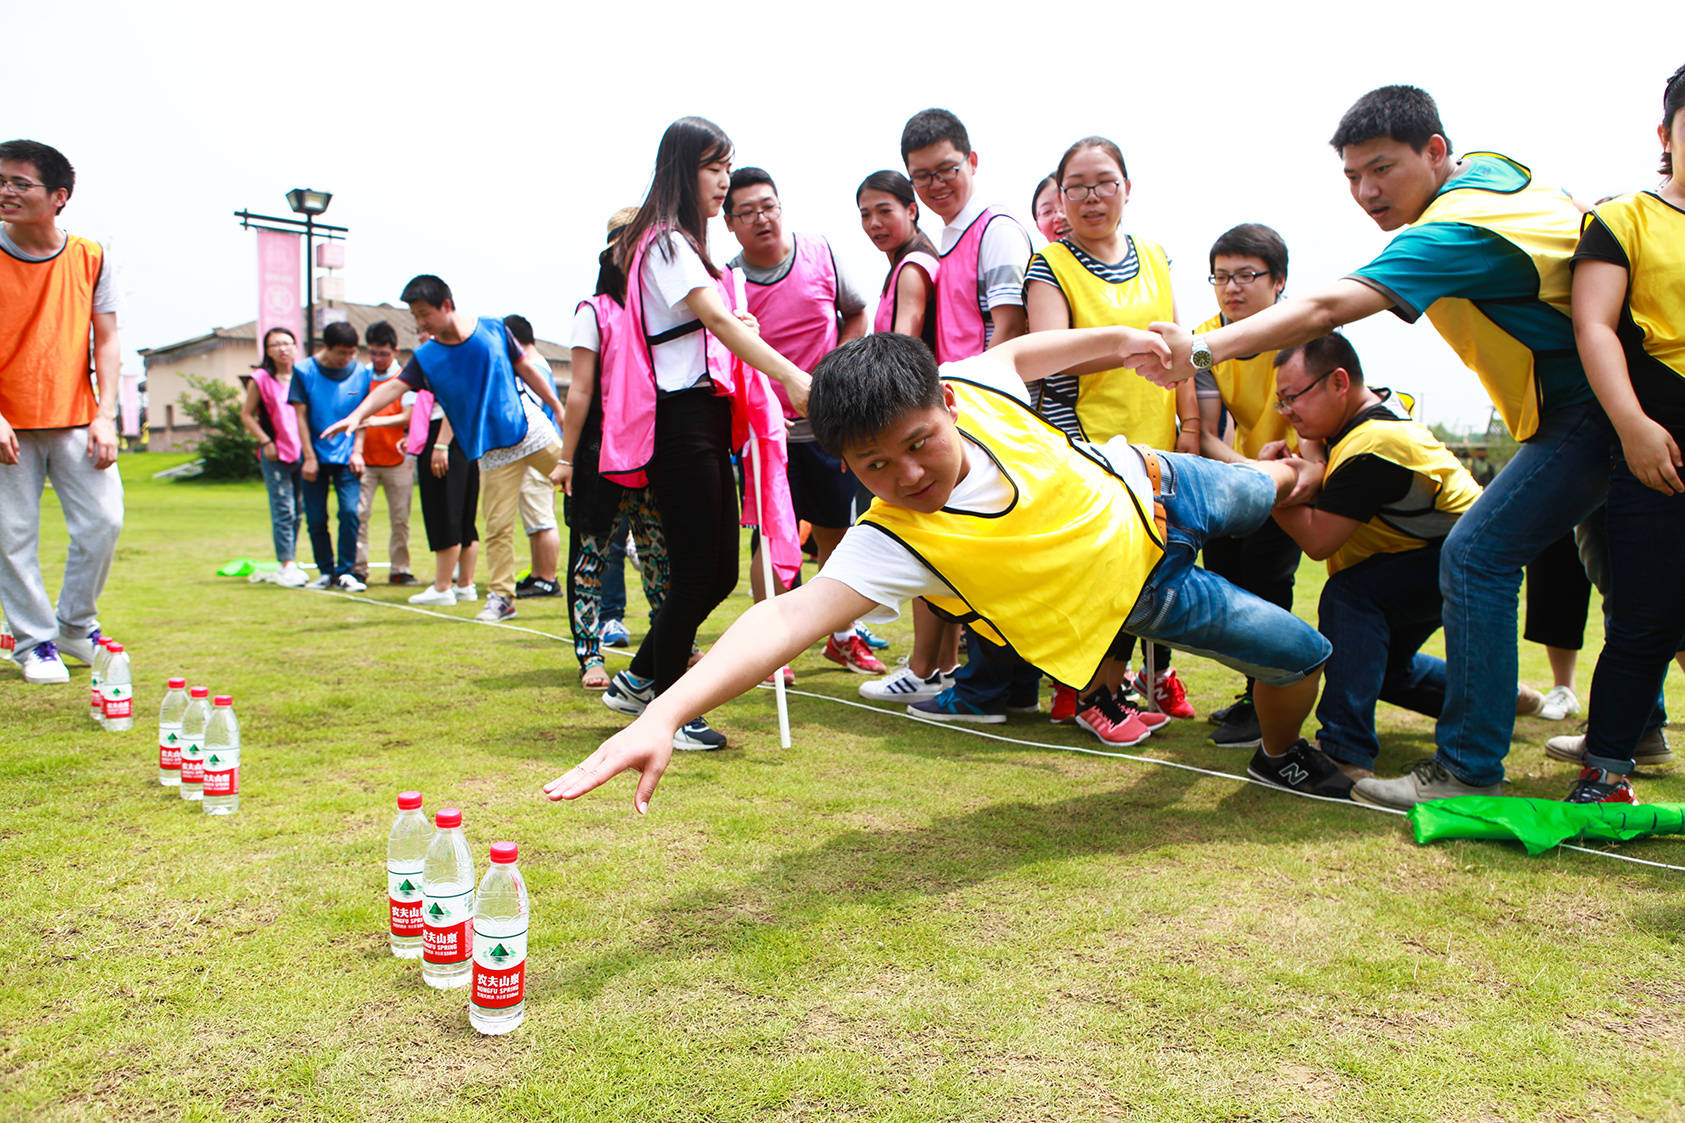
[{"left": 580, "top": 663, "right": 611, "bottom": 690}]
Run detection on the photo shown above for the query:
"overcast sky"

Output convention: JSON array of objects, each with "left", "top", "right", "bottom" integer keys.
[{"left": 15, "top": 0, "right": 1678, "bottom": 431}]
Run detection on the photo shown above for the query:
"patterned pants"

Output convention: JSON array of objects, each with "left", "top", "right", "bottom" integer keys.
[{"left": 568, "top": 486, "right": 668, "bottom": 672}]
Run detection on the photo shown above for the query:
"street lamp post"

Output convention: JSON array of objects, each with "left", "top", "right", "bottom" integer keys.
[{"left": 285, "top": 188, "right": 333, "bottom": 355}]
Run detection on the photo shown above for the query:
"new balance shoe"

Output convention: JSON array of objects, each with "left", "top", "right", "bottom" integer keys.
[
  {"left": 1537, "top": 685, "right": 1581, "bottom": 722},
  {"left": 408, "top": 584, "right": 457, "bottom": 606},
  {"left": 1545, "top": 727, "right": 1673, "bottom": 769},
  {"left": 1049, "top": 683, "right": 1080, "bottom": 725},
  {"left": 16, "top": 640, "right": 70, "bottom": 684},
  {"left": 908, "top": 687, "right": 1006, "bottom": 724},
  {"left": 824, "top": 633, "right": 886, "bottom": 675},
  {"left": 475, "top": 594, "right": 516, "bottom": 623},
  {"left": 56, "top": 627, "right": 106, "bottom": 665},
  {"left": 1247, "top": 740, "right": 1354, "bottom": 800},
  {"left": 1074, "top": 691, "right": 1152, "bottom": 747},
  {"left": 452, "top": 583, "right": 478, "bottom": 602},
  {"left": 860, "top": 661, "right": 947, "bottom": 704},
  {"left": 1209, "top": 698, "right": 1262, "bottom": 748},
  {"left": 1209, "top": 690, "right": 1252, "bottom": 725},
  {"left": 337, "top": 572, "right": 368, "bottom": 592},
  {"left": 1139, "top": 669, "right": 1196, "bottom": 719},
  {"left": 1564, "top": 766, "right": 1638, "bottom": 804},
  {"left": 306, "top": 574, "right": 334, "bottom": 590},
  {"left": 855, "top": 624, "right": 890, "bottom": 650},
  {"left": 276, "top": 562, "right": 309, "bottom": 588},
  {"left": 515, "top": 577, "right": 561, "bottom": 599},
  {"left": 602, "top": 671, "right": 655, "bottom": 716},
  {"left": 599, "top": 618, "right": 632, "bottom": 648},
  {"left": 1351, "top": 758, "right": 1502, "bottom": 810},
  {"left": 672, "top": 718, "right": 728, "bottom": 751}
]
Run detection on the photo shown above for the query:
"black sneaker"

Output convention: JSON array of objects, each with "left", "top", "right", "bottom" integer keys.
[
  {"left": 1209, "top": 690, "right": 1253, "bottom": 725},
  {"left": 514, "top": 574, "right": 538, "bottom": 594},
  {"left": 1210, "top": 700, "right": 1262, "bottom": 748},
  {"left": 1247, "top": 741, "right": 1354, "bottom": 799},
  {"left": 672, "top": 717, "right": 728, "bottom": 751},
  {"left": 515, "top": 577, "right": 561, "bottom": 599}
]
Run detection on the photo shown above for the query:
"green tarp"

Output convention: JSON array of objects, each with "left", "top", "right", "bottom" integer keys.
[{"left": 1410, "top": 797, "right": 1685, "bottom": 855}]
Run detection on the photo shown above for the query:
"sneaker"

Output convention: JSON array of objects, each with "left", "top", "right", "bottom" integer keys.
[
  {"left": 1351, "top": 758, "right": 1502, "bottom": 810},
  {"left": 860, "top": 661, "right": 946, "bottom": 703},
  {"left": 824, "top": 633, "right": 886, "bottom": 675},
  {"left": 349, "top": 568, "right": 369, "bottom": 583},
  {"left": 1247, "top": 740, "right": 1355, "bottom": 799},
  {"left": 516, "top": 577, "right": 561, "bottom": 599},
  {"left": 855, "top": 624, "right": 890, "bottom": 650},
  {"left": 765, "top": 664, "right": 795, "bottom": 687},
  {"left": 514, "top": 574, "right": 538, "bottom": 594},
  {"left": 1049, "top": 683, "right": 1080, "bottom": 725},
  {"left": 1141, "top": 669, "right": 1196, "bottom": 719},
  {"left": 1564, "top": 766, "right": 1638, "bottom": 804},
  {"left": 1516, "top": 683, "right": 1545, "bottom": 716},
  {"left": 1209, "top": 698, "right": 1262, "bottom": 748},
  {"left": 306, "top": 574, "right": 333, "bottom": 590},
  {"left": 599, "top": 619, "right": 632, "bottom": 647},
  {"left": 453, "top": 583, "right": 478, "bottom": 603},
  {"left": 475, "top": 594, "right": 516, "bottom": 623},
  {"left": 389, "top": 572, "right": 420, "bottom": 586},
  {"left": 602, "top": 671, "right": 656, "bottom": 716},
  {"left": 1537, "top": 685, "right": 1581, "bottom": 722},
  {"left": 1544, "top": 727, "right": 1673, "bottom": 769},
  {"left": 337, "top": 573, "right": 368, "bottom": 592},
  {"left": 56, "top": 627, "right": 105, "bottom": 665},
  {"left": 408, "top": 584, "right": 458, "bottom": 606},
  {"left": 1335, "top": 760, "right": 1375, "bottom": 782},
  {"left": 276, "top": 562, "right": 309, "bottom": 588},
  {"left": 1075, "top": 691, "right": 1152, "bottom": 747},
  {"left": 672, "top": 717, "right": 729, "bottom": 751},
  {"left": 16, "top": 640, "right": 70, "bottom": 684},
  {"left": 1209, "top": 691, "right": 1252, "bottom": 725},
  {"left": 908, "top": 687, "right": 1006, "bottom": 724}
]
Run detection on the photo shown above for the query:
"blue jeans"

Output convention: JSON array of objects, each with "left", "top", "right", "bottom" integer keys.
[
  {"left": 949, "top": 625, "right": 1043, "bottom": 709},
  {"left": 1584, "top": 454, "right": 1685, "bottom": 773},
  {"left": 301, "top": 462, "right": 361, "bottom": 579},
  {"left": 1436, "top": 402, "right": 1612, "bottom": 785},
  {"left": 601, "top": 517, "right": 629, "bottom": 624},
  {"left": 1124, "top": 453, "right": 1330, "bottom": 686},
  {"left": 1316, "top": 546, "right": 1448, "bottom": 768},
  {"left": 259, "top": 456, "right": 303, "bottom": 564}
]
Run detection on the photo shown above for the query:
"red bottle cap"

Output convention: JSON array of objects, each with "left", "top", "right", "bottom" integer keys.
[
  {"left": 489, "top": 841, "right": 518, "bottom": 864},
  {"left": 397, "top": 791, "right": 423, "bottom": 810},
  {"left": 435, "top": 808, "right": 462, "bottom": 829},
  {"left": 190, "top": 686, "right": 209, "bottom": 698},
  {"left": 106, "top": 643, "right": 124, "bottom": 654},
  {"left": 168, "top": 677, "right": 186, "bottom": 689},
  {"left": 214, "top": 695, "right": 232, "bottom": 707}
]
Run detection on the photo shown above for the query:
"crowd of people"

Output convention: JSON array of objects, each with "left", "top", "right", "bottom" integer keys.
[{"left": 5, "top": 65, "right": 1684, "bottom": 818}]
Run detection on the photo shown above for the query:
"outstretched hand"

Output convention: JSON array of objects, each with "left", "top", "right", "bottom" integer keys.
[
  {"left": 1279, "top": 455, "right": 1324, "bottom": 506},
  {"left": 543, "top": 720, "right": 675, "bottom": 814},
  {"left": 1139, "top": 321, "right": 1196, "bottom": 387},
  {"left": 320, "top": 416, "right": 361, "bottom": 440}
]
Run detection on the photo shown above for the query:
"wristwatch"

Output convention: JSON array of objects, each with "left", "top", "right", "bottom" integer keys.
[{"left": 1188, "top": 334, "right": 1214, "bottom": 371}]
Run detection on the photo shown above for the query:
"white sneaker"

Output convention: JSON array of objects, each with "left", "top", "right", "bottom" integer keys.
[
  {"left": 1537, "top": 685, "right": 1581, "bottom": 722},
  {"left": 453, "top": 583, "right": 478, "bottom": 602},
  {"left": 859, "top": 660, "right": 948, "bottom": 703},
  {"left": 276, "top": 563, "right": 309, "bottom": 588},
  {"left": 56, "top": 628, "right": 105, "bottom": 665},
  {"left": 337, "top": 573, "right": 368, "bottom": 592},
  {"left": 408, "top": 585, "right": 458, "bottom": 606},
  {"left": 306, "top": 574, "right": 333, "bottom": 590},
  {"left": 17, "top": 641, "right": 70, "bottom": 684}
]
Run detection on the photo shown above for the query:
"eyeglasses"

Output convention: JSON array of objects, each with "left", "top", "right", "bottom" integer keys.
[
  {"left": 1274, "top": 368, "right": 1336, "bottom": 413},
  {"left": 909, "top": 163, "right": 964, "bottom": 189},
  {"left": 1060, "top": 181, "right": 1122, "bottom": 202},
  {"left": 0, "top": 177, "right": 50, "bottom": 195},
  {"left": 1210, "top": 269, "right": 1272, "bottom": 287},
  {"left": 728, "top": 203, "right": 781, "bottom": 223}
]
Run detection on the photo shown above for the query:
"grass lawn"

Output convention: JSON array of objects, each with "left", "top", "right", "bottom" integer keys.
[{"left": 3, "top": 453, "right": 1682, "bottom": 1122}]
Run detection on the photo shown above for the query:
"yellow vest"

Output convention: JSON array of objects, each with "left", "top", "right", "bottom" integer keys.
[
  {"left": 1323, "top": 406, "right": 1482, "bottom": 574},
  {"left": 859, "top": 378, "right": 1165, "bottom": 687},
  {"left": 1194, "top": 312, "right": 1296, "bottom": 458},
  {"left": 1584, "top": 192, "right": 1685, "bottom": 379},
  {"left": 1412, "top": 153, "right": 1582, "bottom": 441},
  {"left": 1036, "top": 238, "right": 1177, "bottom": 448}
]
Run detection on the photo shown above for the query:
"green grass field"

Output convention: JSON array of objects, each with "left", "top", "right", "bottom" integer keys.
[{"left": 4, "top": 454, "right": 1682, "bottom": 1122}]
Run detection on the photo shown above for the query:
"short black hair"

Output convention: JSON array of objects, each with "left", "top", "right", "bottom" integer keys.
[
  {"left": 900, "top": 108, "right": 970, "bottom": 164},
  {"left": 810, "top": 333, "right": 944, "bottom": 456},
  {"left": 1209, "top": 223, "right": 1288, "bottom": 281},
  {"left": 1329, "top": 85, "right": 1452, "bottom": 156},
  {"left": 401, "top": 274, "right": 453, "bottom": 308},
  {"left": 322, "top": 321, "right": 359, "bottom": 349},
  {"left": 365, "top": 320, "right": 398, "bottom": 348},
  {"left": 726, "top": 167, "right": 777, "bottom": 215},
  {"left": 1274, "top": 331, "right": 1364, "bottom": 386},
  {"left": 503, "top": 314, "right": 535, "bottom": 346},
  {"left": 0, "top": 139, "right": 74, "bottom": 215}
]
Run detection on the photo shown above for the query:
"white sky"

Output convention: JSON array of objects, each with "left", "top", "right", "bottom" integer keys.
[{"left": 15, "top": 0, "right": 1678, "bottom": 431}]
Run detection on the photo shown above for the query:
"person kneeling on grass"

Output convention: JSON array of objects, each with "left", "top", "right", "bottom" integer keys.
[{"left": 545, "top": 328, "right": 1346, "bottom": 813}]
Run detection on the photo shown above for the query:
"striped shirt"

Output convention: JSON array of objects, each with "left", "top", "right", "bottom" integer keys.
[{"left": 1024, "top": 238, "right": 1144, "bottom": 439}]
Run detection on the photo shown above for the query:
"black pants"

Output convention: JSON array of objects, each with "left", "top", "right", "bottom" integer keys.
[
  {"left": 630, "top": 389, "right": 739, "bottom": 694},
  {"left": 1522, "top": 528, "right": 1592, "bottom": 650},
  {"left": 416, "top": 418, "right": 479, "bottom": 551}
]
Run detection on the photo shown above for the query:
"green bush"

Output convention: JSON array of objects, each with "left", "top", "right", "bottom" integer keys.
[{"left": 176, "top": 374, "right": 260, "bottom": 480}]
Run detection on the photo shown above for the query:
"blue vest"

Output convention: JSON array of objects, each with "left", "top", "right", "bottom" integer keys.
[
  {"left": 414, "top": 317, "right": 529, "bottom": 460},
  {"left": 296, "top": 357, "right": 372, "bottom": 463}
]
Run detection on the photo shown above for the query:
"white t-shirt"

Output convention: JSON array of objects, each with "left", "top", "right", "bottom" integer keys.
[
  {"left": 639, "top": 231, "right": 715, "bottom": 393},
  {"left": 940, "top": 196, "right": 1031, "bottom": 315},
  {"left": 818, "top": 354, "right": 1156, "bottom": 623},
  {"left": 570, "top": 303, "right": 601, "bottom": 352}
]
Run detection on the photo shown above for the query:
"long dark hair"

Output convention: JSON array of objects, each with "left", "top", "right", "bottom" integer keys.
[
  {"left": 258, "top": 326, "right": 296, "bottom": 374},
  {"left": 856, "top": 170, "right": 937, "bottom": 277},
  {"left": 1662, "top": 62, "right": 1685, "bottom": 178},
  {"left": 595, "top": 244, "right": 627, "bottom": 305},
  {"left": 616, "top": 117, "right": 732, "bottom": 279}
]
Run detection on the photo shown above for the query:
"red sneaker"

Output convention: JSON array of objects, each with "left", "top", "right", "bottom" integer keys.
[
  {"left": 1144, "top": 669, "right": 1196, "bottom": 719},
  {"left": 1564, "top": 767, "right": 1638, "bottom": 804},
  {"left": 764, "top": 664, "right": 795, "bottom": 687},
  {"left": 824, "top": 633, "right": 887, "bottom": 675},
  {"left": 1132, "top": 704, "right": 1173, "bottom": 731},
  {"left": 1074, "top": 694, "right": 1151, "bottom": 747},
  {"left": 1050, "top": 683, "right": 1080, "bottom": 725}
]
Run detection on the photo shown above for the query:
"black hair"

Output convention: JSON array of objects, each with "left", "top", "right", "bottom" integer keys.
[
  {"left": 364, "top": 320, "right": 398, "bottom": 348},
  {"left": 809, "top": 333, "right": 944, "bottom": 456},
  {"left": 321, "top": 321, "right": 359, "bottom": 349},
  {"left": 726, "top": 166, "right": 777, "bottom": 215},
  {"left": 616, "top": 116, "right": 732, "bottom": 280},
  {"left": 1031, "top": 173, "right": 1059, "bottom": 217},
  {"left": 1274, "top": 331, "right": 1364, "bottom": 386},
  {"left": 1329, "top": 85, "right": 1452, "bottom": 156},
  {"left": 258, "top": 326, "right": 296, "bottom": 374},
  {"left": 1662, "top": 63, "right": 1685, "bottom": 178},
  {"left": 900, "top": 108, "right": 970, "bottom": 164},
  {"left": 856, "top": 170, "right": 938, "bottom": 269},
  {"left": 503, "top": 314, "right": 535, "bottom": 346},
  {"left": 594, "top": 245, "right": 627, "bottom": 305},
  {"left": 0, "top": 139, "right": 74, "bottom": 215},
  {"left": 401, "top": 274, "right": 453, "bottom": 308},
  {"left": 1208, "top": 223, "right": 1288, "bottom": 281},
  {"left": 1055, "top": 136, "right": 1128, "bottom": 186}
]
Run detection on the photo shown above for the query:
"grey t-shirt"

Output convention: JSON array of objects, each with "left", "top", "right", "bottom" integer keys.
[
  {"left": 726, "top": 234, "right": 868, "bottom": 317},
  {"left": 0, "top": 226, "right": 118, "bottom": 315}
]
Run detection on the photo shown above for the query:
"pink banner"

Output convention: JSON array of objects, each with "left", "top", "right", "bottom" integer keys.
[
  {"left": 256, "top": 228, "right": 303, "bottom": 361},
  {"left": 120, "top": 373, "right": 141, "bottom": 436}
]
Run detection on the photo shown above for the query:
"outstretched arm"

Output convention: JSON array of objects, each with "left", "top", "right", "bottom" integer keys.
[
  {"left": 1272, "top": 504, "right": 1361, "bottom": 561},
  {"left": 321, "top": 376, "right": 407, "bottom": 439},
  {"left": 985, "top": 326, "right": 1172, "bottom": 385},
  {"left": 685, "top": 285, "right": 811, "bottom": 414}
]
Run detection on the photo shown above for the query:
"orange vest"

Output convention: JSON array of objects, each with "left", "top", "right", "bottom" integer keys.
[
  {"left": 362, "top": 371, "right": 408, "bottom": 466},
  {"left": 0, "top": 234, "right": 103, "bottom": 430}
]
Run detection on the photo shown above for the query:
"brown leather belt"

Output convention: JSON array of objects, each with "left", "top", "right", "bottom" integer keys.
[{"left": 1138, "top": 448, "right": 1170, "bottom": 544}]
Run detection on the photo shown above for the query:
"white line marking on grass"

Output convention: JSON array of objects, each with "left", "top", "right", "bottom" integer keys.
[{"left": 304, "top": 587, "right": 630, "bottom": 657}]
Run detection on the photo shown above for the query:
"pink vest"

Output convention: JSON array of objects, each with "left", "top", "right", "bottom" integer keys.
[
  {"left": 742, "top": 234, "right": 839, "bottom": 419},
  {"left": 251, "top": 369, "right": 302, "bottom": 463},
  {"left": 935, "top": 207, "right": 1014, "bottom": 363},
  {"left": 404, "top": 389, "right": 437, "bottom": 456},
  {"left": 874, "top": 250, "right": 939, "bottom": 335}
]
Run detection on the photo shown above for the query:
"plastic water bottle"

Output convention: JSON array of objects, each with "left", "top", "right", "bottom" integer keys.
[
  {"left": 387, "top": 791, "right": 429, "bottom": 958},
  {"left": 90, "top": 638, "right": 111, "bottom": 723},
  {"left": 1, "top": 612, "right": 14, "bottom": 658},
  {"left": 202, "top": 695, "right": 240, "bottom": 815},
  {"left": 157, "top": 678, "right": 188, "bottom": 786},
  {"left": 100, "top": 644, "right": 133, "bottom": 732},
  {"left": 421, "top": 808, "right": 474, "bottom": 989},
  {"left": 470, "top": 841, "right": 529, "bottom": 1034},
  {"left": 179, "top": 687, "right": 210, "bottom": 802}
]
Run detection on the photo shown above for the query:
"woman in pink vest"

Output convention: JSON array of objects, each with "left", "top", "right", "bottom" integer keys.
[{"left": 239, "top": 327, "right": 309, "bottom": 588}]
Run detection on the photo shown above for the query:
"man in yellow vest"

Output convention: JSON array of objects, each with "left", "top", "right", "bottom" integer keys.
[
  {"left": 544, "top": 328, "right": 1347, "bottom": 813},
  {"left": 1149, "top": 85, "right": 1603, "bottom": 810}
]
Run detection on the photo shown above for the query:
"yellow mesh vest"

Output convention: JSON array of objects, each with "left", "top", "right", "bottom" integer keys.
[
  {"left": 1585, "top": 193, "right": 1685, "bottom": 379},
  {"left": 1194, "top": 312, "right": 1297, "bottom": 458},
  {"left": 1036, "top": 238, "right": 1177, "bottom": 448},
  {"left": 859, "top": 378, "right": 1165, "bottom": 687},
  {"left": 1412, "top": 153, "right": 1582, "bottom": 441},
  {"left": 1323, "top": 410, "right": 1483, "bottom": 574}
]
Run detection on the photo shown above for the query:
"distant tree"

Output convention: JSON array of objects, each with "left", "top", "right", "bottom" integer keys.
[{"left": 177, "top": 375, "right": 260, "bottom": 480}]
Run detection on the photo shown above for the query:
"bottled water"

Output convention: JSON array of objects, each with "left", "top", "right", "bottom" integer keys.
[
  {"left": 202, "top": 695, "right": 240, "bottom": 815},
  {"left": 157, "top": 677, "right": 188, "bottom": 786},
  {"left": 179, "top": 687, "right": 210, "bottom": 802},
  {"left": 386, "top": 791, "right": 430, "bottom": 959},
  {"left": 90, "top": 638, "right": 111, "bottom": 723},
  {"left": 421, "top": 808, "right": 474, "bottom": 989},
  {"left": 100, "top": 644, "right": 133, "bottom": 732},
  {"left": 1, "top": 612, "right": 14, "bottom": 658},
  {"left": 470, "top": 841, "right": 528, "bottom": 1034}
]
